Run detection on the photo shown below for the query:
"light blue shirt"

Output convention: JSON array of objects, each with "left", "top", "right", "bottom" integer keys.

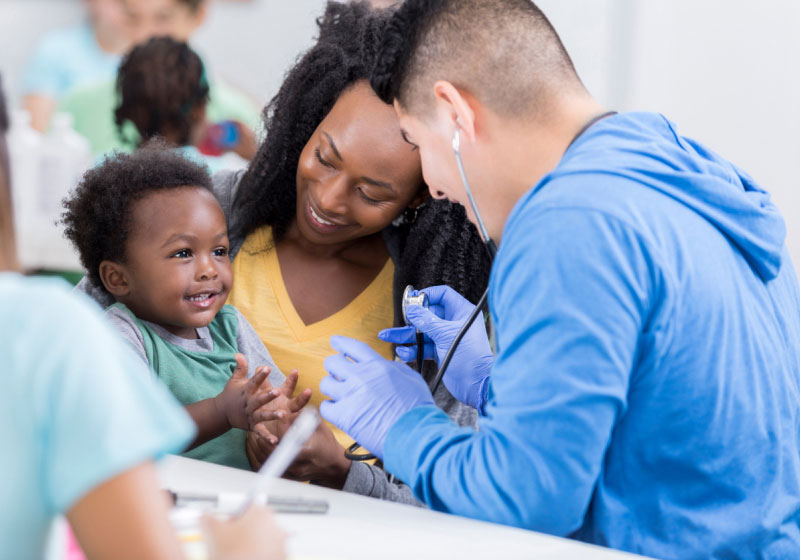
[
  {"left": 22, "top": 22, "right": 120, "bottom": 98},
  {"left": 384, "top": 112, "right": 800, "bottom": 559},
  {"left": 0, "top": 274, "right": 195, "bottom": 559}
]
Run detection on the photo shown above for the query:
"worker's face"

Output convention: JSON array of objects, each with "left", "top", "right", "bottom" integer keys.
[
  {"left": 112, "top": 187, "right": 232, "bottom": 339},
  {"left": 394, "top": 103, "right": 481, "bottom": 226},
  {"left": 122, "top": 0, "right": 206, "bottom": 44},
  {"left": 294, "top": 81, "right": 425, "bottom": 248}
]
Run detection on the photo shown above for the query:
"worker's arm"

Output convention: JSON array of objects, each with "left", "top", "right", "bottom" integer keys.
[{"left": 381, "top": 207, "right": 654, "bottom": 535}]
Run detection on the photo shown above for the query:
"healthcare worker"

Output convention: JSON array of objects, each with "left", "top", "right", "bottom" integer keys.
[{"left": 317, "top": 1, "right": 800, "bottom": 559}]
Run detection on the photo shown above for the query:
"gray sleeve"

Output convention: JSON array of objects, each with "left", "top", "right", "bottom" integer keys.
[
  {"left": 431, "top": 371, "right": 479, "bottom": 428},
  {"left": 212, "top": 169, "right": 248, "bottom": 260},
  {"left": 74, "top": 275, "right": 115, "bottom": 309},
  {"left": 342, "top": 461, "right": 426, "bottom": 507},
  {"left": 234, "top": 307, "right": 285, "bottom": 386},
  {"left": 104, "top": 306, "right": 150, "bottom": 367}
]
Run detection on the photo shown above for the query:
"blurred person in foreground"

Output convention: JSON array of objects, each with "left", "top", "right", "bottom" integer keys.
[{"left": 0, "top": 72, "right": 285, "bottom": 560}]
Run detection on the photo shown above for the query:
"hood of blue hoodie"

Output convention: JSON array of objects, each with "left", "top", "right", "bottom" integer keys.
[{"left": 557, "top": 112, "right": 786, "bottom": 281}]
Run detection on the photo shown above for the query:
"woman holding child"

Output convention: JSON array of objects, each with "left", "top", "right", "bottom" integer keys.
[
  {"left": 220, "top": 2, "right": 491, "bottom": 502},
  {"left": 74, "top": 1, "right": 490, "bottom": 505}
]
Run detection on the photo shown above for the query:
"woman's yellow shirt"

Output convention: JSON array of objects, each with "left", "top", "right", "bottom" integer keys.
[{"left": 228, "top": 226, "right": 395, "bottom": 451}]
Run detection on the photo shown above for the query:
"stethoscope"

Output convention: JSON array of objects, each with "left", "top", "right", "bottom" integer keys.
[
  {"left": 345, "top": 111, "right": 617, "bottom": 462},
  {"left": 344, "top": 126, "right": 496, "bottom": 462}
]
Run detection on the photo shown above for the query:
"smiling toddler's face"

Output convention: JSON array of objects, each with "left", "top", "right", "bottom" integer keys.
[{"left": 119, "top": 186, "right": 232, "bottom": 339}]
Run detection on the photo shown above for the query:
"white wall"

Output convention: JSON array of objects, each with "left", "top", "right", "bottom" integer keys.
[
  {"left": 2, "top": 0, "right": 799, "bottom": 264},
  {"left": 540, "top": 0, "right": 800, "bottom": 266},
  {"left": 0, "top": 0, "right": 328, "bottom": 109},
  {"left": 193, "top": 0, "right": 327, "bottom": 108}
]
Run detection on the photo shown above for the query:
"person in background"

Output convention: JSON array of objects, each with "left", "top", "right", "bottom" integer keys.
[
  {"left": 114, "top": 37, "right": 257, "bottom": 172},
  {"left": 21, "top": 0, "right": 130, "bottom": 132},
  {"left": 61, "top": 0, "right": 260, "bottom": 158},
  {"left": 318, "top": 1, "right": 800, "bottom": 559},
  {"left": 0, "top": 73, "right": 285, "bottom": 560},
  {"left": 226, "top": 0, "right": 491, "bottom": 500}
]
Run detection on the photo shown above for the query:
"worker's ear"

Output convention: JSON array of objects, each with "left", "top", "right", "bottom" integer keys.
[
  {"left": 99, "top": 260, "right": 131, "bottom": 298},
  {"left": 432, "top": 80, "right": 476, "bottom": 144}
]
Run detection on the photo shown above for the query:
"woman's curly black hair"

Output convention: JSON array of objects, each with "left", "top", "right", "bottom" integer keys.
[
  {"left": 115, "top": 37, "right": 209, "bottom": 148},
  {"left": 61, "top": 140, "right": 213, "bottom": 292},
  {"left": 234, "top": 1, "right": 491, "bottom": 322}
]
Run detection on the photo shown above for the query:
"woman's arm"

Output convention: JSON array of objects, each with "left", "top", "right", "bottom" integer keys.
[
  {"left": 211, "top": 169, "right": 248, "bottom": 259},
  {"left": 246, "top": 422, "right": 426, "bottom": 506}
]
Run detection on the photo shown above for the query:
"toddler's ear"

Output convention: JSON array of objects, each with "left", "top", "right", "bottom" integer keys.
[{"left": 99, "top": 261, "right": 130, "bottom": 297}]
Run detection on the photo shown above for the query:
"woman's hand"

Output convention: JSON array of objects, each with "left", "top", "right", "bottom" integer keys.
[
  {"left": 203, "top": 506, "right": 286, "bottom": 560},
  {"left": 247, "top": 421, "right": 352, "bottom": 490}
]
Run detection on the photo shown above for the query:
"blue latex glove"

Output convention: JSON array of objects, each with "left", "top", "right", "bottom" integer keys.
[
  {"left": 378, "top": 285, "right": 493, "bottom": 411},
  {"left": 320, "top": 335, "right": 435, "bottom": 459}
]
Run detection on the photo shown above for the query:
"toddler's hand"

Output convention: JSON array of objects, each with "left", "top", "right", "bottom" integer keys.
[
  {"left": 245, "top": 369, "right": 312, "bottom": 468},
  {"left": 215, "top": 354, "right": 281, "bottom": 432},
  {"left": 251, "top": 370, "right": 313, "bottom": 425}
]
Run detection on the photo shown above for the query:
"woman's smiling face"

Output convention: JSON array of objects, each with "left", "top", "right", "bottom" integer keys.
[{"left": 294, "top": 81, "right": 425, "bottom": 247}]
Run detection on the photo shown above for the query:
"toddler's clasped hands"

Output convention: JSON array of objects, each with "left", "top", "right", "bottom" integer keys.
[{"left": 215, "top": 353, "right": 312, "bottom": 442}]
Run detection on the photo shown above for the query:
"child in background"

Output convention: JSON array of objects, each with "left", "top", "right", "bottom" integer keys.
[
  {"left": 61, "top": 0, "right": 260, "bottom": 158},
  {"left": 62, "top": 142, "right": 310, "bottom": 470},
  {"left": 22, "top": 0, "right": 130, "bottom": 132},
  {"left": 114, "top": 37, "right": 256, "bottom": 173}
]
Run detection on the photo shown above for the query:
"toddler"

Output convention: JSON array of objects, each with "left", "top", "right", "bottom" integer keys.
[{"left": 62, "top": 142, "right": 310, "bottom": 470}]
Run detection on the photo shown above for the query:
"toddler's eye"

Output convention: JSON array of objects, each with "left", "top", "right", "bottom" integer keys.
[
  {"left": 172, "top": 249, "right": 192, "bottom": 259},
  {"left": 213, "top": 247, "right": 228, "bottom": 257}
]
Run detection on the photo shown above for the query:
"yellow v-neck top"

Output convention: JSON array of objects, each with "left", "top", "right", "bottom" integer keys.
[{"left": 229, "top": 226, "right": 395, "bottom": 451}]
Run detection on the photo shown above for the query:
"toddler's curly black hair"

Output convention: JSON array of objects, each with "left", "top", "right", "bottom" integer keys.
[
  {"left": 61, "top": 141, "right": 213, "bottom": 292},
  {"left": 115, "top": 36, "right": 208, "bottom": 148},
  {"left": 234, "top": 1, "right": 491, "bottom": 322}
]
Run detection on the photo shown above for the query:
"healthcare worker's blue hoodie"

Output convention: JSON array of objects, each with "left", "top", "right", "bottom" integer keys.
[{"left": 384, "top": 112, "right": 800, "bottom": 559}]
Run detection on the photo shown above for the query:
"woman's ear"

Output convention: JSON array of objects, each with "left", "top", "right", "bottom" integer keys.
[{"left": 99, "top": 261, "right": 130, "bottom": 298}]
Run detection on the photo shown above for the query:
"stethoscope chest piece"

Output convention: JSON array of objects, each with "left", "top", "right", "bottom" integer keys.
[{"left": 402, "top": 285, "right": 429, "bottom": 325}]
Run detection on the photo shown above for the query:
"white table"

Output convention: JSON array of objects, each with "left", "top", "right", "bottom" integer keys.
[{"left": 158, "top": 455, "right": 650, "bottom": 560}]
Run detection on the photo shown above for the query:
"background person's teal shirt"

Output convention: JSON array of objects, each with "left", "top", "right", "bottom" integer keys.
[
  {"left": 384, "top": 112, "right": 800, "bottom": 559},
  {"left": 0, "top": 274, "right": 195, "bottom": 559},
  {"left": 22, "top": 22, "right": 120, "bottom": 99}
]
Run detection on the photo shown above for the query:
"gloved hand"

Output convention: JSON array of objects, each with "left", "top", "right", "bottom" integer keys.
[
  {"left": 378, "top": 285, "right": 493, "bottom": 411},
  {"left": 320, "top": 335, "right": 435, "bottom": 459}
]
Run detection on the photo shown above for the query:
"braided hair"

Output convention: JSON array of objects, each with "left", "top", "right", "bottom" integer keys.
[
  {"left": 234, "top": 1, "right": 491, "bottom": 326},
  {"left": 115, "top": 37, "right": 209, "bottom": 147}
]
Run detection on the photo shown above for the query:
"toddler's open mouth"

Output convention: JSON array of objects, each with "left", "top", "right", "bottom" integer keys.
[{"left": 184, "top": 291, "right": 220, "bottom": 308}]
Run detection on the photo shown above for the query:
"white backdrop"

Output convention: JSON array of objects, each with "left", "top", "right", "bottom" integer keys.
[{"left": 1, "top": 0, "right": 798, "bottom": 264}]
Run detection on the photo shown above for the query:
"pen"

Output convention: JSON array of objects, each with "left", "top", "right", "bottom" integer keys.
[{"left": 234, "top": 407, "right": 320, "bottom": 516}]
